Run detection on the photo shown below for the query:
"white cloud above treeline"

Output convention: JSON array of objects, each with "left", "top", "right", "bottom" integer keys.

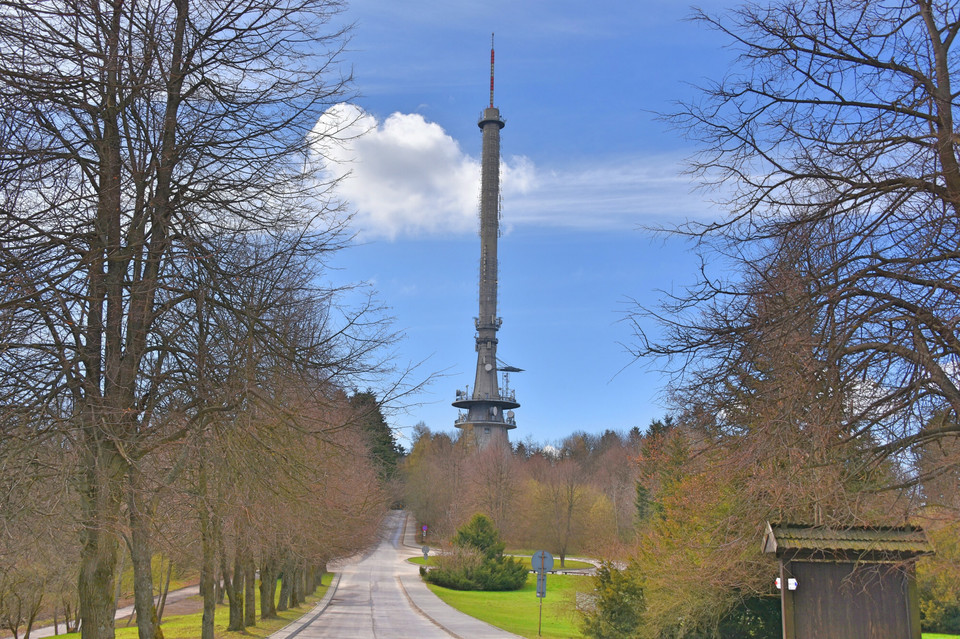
[
  {"left": 313, "top": 103, "right": 533, "bottom": 239},
  {"left": 313, "top": 104, "right": 710, "bottom": 239}
]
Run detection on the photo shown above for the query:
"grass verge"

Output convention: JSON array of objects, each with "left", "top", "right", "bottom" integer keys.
[
  {"left": 425, "top": 574, "right": 955, "bottom": 639},
  {"left": 52, "top": 574, "right": 333, "bottom": 639},
  {"left": 514, "top": 557, "right": 593, "bottom": 571},
  {"left": 408, "top": 555, "right": 594, "bottom": 571},
  {"left": 425, "top": 573, "right": 592, "bottom": 639},
  {"left": 407, "top": 556, "right": 438, "bottom": 566}
]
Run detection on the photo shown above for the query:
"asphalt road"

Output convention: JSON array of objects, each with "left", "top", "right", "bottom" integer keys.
[{"left": 269, "top": 511, "right": 520, "bottom": 639}]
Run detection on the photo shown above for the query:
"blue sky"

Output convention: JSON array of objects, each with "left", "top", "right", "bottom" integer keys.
[{"left": 320, "top": 0, "right": 740, "bottom": 448}]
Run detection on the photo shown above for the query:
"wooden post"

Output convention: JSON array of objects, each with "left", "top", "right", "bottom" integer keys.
[
  {"left": 907, "top": 565, "right": 922, "bottom": 639},
  {"left": 538, "top": 597, "right": 543, "bottom": 636},
  {"left": 780, "top": 560, "right": 796, "bottom": 639}
]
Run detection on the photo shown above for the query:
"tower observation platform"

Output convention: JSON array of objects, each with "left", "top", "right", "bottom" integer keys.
[{"left": 453, "top": 38, "right": 520, "bottom": 449}]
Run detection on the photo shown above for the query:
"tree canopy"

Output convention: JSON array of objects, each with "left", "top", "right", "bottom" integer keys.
[{"left": 633, "top": 0, "right": 960, "bottom": 497}]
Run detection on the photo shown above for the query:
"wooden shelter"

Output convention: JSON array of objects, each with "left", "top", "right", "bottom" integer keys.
[{"left": 762, "top": 523, "right": 932, "bottom": 639}]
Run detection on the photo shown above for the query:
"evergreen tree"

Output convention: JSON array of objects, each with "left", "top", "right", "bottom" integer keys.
[{"left": 349, "top": 391, "right": 404, "bottom": 481}]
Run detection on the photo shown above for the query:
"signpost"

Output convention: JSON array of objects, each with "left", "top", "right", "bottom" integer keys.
[
  {"left": 531, "top": 550, "right": 553, "bottom": 636},
  {"left": 422, "top": 545, "right": 429, "bottom": 561},
  {"left": 421, "top": 524, "right": 428, "bottom": 542}
]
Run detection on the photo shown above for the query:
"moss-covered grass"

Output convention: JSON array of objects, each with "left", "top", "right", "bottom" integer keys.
[
  {"left": 924, "top": 634, "right": 960, "bottom": 638},
  {"left": 425, "top": 573, "right": 592, "bottom": 639},
  {"left": 51, "top": 574, "right": 333, "bottom": 639}
]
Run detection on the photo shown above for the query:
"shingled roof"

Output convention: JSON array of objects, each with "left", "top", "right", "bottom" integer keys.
[{"left": 762, "top": 522, "right": 932, "bottom": 560}]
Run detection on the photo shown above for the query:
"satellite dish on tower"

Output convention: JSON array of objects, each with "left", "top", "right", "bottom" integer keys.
[{"left": 496, "top": 359, "right": 524, "bottom": 373}]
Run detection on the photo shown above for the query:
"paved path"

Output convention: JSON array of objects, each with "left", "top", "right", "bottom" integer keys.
[{"left": 269, "top": 511, "right": 520, "bottom": 639}]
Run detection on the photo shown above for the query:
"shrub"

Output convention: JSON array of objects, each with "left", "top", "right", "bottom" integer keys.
[
  {"left": 470, "top": 555, "right": 528, "bottom": 590},
  {"left": 422, "top": 514, "right": 528, "bottom": 591},
  {"left": 918, "top": 524, "right": 960, "bottom": 633},
  {"left": 580, "top": 561, "right": 645, "bottom": 639},
  {"left": 453, "top": 513, "right": 505, "bottom": 561}
]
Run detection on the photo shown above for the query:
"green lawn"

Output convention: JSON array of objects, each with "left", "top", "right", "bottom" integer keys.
[
  {"left": 51, "top": 574, "right": 334, "bottom": 639},
  {"left": 425, "top": 573, "right": 593, "bottom": 639},
  {"left": 408, "top": 555, "right": 594, "bottom": 571},
  {"left": 425, "top": 573, "right": 956, "bottom": 639},
  {"left": 407, "top": 556, "right": 439, "bottom": 566},
  {"left": 115, "top": 556, "right": 197, "bottom": 599},
  {"left": 514, "top": 556, "right": 593, "bottom": 571}
]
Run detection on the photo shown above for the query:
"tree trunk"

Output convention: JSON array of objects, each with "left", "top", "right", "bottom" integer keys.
[
  {"left": 317, "top": 559, "right": 327, "bottom": 589},
  {"left": 79, "top": 443, "right": 125, "bottom": 639},
  {"left": 288, "top": 568, "right": 299, "bottom": 609},
  {"left": 215, "top": 568, "right": 225, "bottom": 606},
  {"left": 223, "top": 545, "right": 244, "bottom": 631},
  {"left": 308, "top": 565, "right": 316, "bottom": 594},
  {"left": 232, "top": 551, "right": 245, "bottom": 629},
  {"left": 25, "top": 592, "right": 42, "bottom": 639},
  {"left": 112, "top": 549, "right": 125, "bottom": 620},
  {"left": 78, "top": 507, "right": 121, "bottom": 639},
  {"left": 128, "top": 469, "right": 156, "bottom": 639},
  {"left": 277, "top": 555, "right": 292, "bottom": 612},
  {"left": 156, "top": 561, "right": 172, "bottom": 623},
  {"left": 258, "top": 555, "right": 278, "bottom": 619},
  {"left": 63, "top": 600, "right": 79, "bottom": 633},
  {"left": 198, "top": 467, "right": 216, "bottom": 639},
  {"left": 199, "top": 551, "right": 215, "bottom": 639},
  {"left": 290, "top": 563, "right": 302, "bottom": 608},
  {"left": 305, "top": 565, "right": 315, "bottom": 595},
  {"left": 243, "top": 556, "right": 256, "bottom": 627}
]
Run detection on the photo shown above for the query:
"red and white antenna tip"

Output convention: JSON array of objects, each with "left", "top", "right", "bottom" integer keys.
[{"left": 489, "top": 33, "right": 495, "bottom": 107}]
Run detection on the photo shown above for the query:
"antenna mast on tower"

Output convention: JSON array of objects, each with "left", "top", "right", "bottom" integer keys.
[
  {"left": 453, "top": 37, "right": 519, "bottom": 449},
  {"left": 490, "top": 33, "right": 495, "bottom": 107}
]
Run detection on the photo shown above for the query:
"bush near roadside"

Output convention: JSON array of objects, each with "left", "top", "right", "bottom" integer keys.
[
  {"left": 421, "top": 514, "right": 527, "bottom": 591},
  {"left": 919, "top": 523, "right": 960, "bottom": 634}
]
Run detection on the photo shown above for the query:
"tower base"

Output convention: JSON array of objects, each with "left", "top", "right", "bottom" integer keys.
[{"left": 457, "top": 421, "right": 513, "bottom": 449}]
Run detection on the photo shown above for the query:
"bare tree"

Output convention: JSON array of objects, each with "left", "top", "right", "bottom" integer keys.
[
  {"left": 402, "top": 426, "right": 472, "bottom": 540},
  {"left": 171, "top": 239, "right": 394, "bottom": 638},
  {"left": 0, "top": 1, "right": 359, "bottom": 637},
  {"left": 593, "top": 444, "right": 639, "bottom": 543},
  {"left": 465, "top": 444, "right": 519, "bottom": 538},
  {"left": 526, "top": 455, "right": 597, "bottom": 568},
  {"left": 633, "top": 0, "right": 960, "bottom": 494}
]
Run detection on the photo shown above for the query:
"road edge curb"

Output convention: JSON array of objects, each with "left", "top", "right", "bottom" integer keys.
[{"left": 266, "top": 572, "right": 342, "bottom": 638}]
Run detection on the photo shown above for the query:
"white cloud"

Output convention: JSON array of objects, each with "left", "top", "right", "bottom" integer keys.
[
  {"left": 313, "top": 104, "right": 713, "bottom": 239},
  {"left": 507, "top": 156, "right": 717, "bottom": 230},
  {"left": 313, "top": 103, "right": 533, "bottom": 240}
]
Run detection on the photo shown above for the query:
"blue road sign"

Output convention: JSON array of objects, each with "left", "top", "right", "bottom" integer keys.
[{"left": 532, "top": 550, "right": 554, "bottom": 574}]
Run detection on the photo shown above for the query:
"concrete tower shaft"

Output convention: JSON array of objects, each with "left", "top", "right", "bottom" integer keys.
[
  {"left": 453, "top": 39, "right": 519, "bottom": 449},
  {"left": 474, "top": 106, "right": 504, "bottom": 403}
]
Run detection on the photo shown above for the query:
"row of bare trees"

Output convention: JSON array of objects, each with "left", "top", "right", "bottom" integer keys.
[{"left": 0, "top": 1, "right": 403, "bottom": 638}]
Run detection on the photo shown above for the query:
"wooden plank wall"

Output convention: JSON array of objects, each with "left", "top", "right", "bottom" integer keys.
[{"left": 782, "top": 561, "right": 916, "bottom": 639}]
